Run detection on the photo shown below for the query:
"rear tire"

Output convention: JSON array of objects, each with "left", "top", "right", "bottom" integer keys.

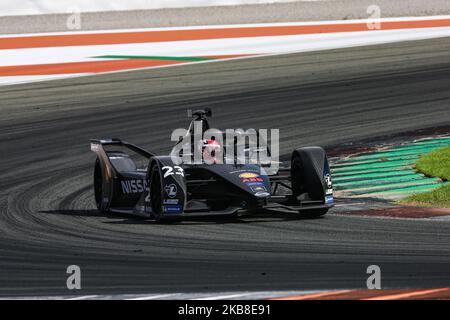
[{"left": 93, "top": 158, "right": 103, "bottom": 211}]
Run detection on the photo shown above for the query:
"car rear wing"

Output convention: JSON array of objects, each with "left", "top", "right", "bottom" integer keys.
[
  {"left": 90, "top": 138, "right": 155, "bottom": 182},
  {"left": 90, "top": 138, "right": 154, "bottom": 159}
]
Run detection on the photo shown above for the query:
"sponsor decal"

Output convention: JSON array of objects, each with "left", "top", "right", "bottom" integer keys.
[
  {"left": 229, "top": 169, "right": 259, "bottom": 174},
  {"left": 239, "top": 172, "right": 259, "bottom": 179},
  {"left": 255, "top": 191, "right": 270, "bottom": 198},
  {"left": 326, "top": 195, "right": 334, "bottom": 204},
  {"left": 163, "top": 199, "right": 179, "bottom": 205},
  {"left": 326, "top": 188, "right": 333, "bottom": 195},
  {"left": 144, "top": 186, "right": 151, "bottom": 204},
  {"left": 251, "top": 185, "right": 267, "bottom": 193},
  {"left": 90, "top": 143, "right": 100, "bottom": 152},
  {"left": 164, "top": 184, "right": 178, "bottom": 198},
  {"left": 163, "top": 205, "right": 183, "bottom": 214},
  {"left": 325, "top": 174, "right": 332, "bottom": 189},
  {"left": 242, "top": 177, "right": 265, "bottom": 190},
  {"left": 121, "top": 179, "right": 147, "bottom": 194},
  {"left": 246, "top": 181, "right": 265, "bottom": 186},
  {"left": 162, "top": 166, "right": 184, "bottom": 178},
  {"left": 242, "top": 177, "right": 264, "bottom": 183}
]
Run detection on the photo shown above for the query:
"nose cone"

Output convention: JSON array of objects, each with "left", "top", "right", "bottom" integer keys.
[
  {"left": 235, "top": 168, "right": 271, "bottom": 197},
  {"left": 205, "top": 164, "right": 272, "bottom": 196}
]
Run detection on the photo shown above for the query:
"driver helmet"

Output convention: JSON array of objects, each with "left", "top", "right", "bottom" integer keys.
[{"left": 202, "top": 139, "right": 222, "bottom": 164}]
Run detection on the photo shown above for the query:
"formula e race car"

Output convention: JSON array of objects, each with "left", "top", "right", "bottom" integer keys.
[{"left": 90, "top": 109, "right": 334, "bottom": 220}]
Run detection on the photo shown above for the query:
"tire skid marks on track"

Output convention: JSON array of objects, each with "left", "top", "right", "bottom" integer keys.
[
  {"left": 1, "top": 39, "right": 450, "bottom": 296},
  {"left": 6, "top": 287, "right": 450, "bottom": 300}
]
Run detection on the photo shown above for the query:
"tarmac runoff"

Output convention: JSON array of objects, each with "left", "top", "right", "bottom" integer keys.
[{"left": 331, "top": 136, "right": 450, "bottom": 200}]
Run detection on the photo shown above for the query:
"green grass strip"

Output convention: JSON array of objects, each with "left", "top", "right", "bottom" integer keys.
[
  {"left": 401, "top": 184, "right": 450, "bottom": 207},
  {"left": 415, "top": 146, "right": 450, "bottom": 180},
  {"left": 93, "top": 55, "right": 215, "bottom": 61},
  {"left": 400, "top": 146, "right": 450, "bottom": 207}
]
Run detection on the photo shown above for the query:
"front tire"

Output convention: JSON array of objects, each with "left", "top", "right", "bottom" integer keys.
[
  {"left": 291, "top": 149, "right": 324, "bottom": 201},
  {"left": 149, "top": 164, "right": 164, "bottom": 220},
  {"left": 291, "top": 147, "right": 330, "bottom": 219}
]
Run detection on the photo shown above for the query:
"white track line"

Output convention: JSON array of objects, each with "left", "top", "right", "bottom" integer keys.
[
  {"left": 126, "top": 294, "right": 176, "bottom": 300},
  {"left": 192, "top": 293, "right": 251, "bottom": 300},
  {"left": 66, "top": 295, "right": 99, "bottom": 300}
]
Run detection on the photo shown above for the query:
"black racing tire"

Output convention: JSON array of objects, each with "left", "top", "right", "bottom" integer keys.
[
  {"left": 149, "top": 163, "right": 164, "bottom": 220},
  {"left": 93, "top": 158, "right": 103, "bottom": 211},
  {"left": 291, "top": 153, "right": 306, "bottom": 199},
  {"left": 291, "top": 149, "right": 324, "bottom": 201},
  {"left": 291, "top": 147, "right": 330, "bottom": 219}
]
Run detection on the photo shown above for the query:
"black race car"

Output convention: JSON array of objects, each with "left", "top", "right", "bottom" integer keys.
[{"left": 90, "top": 109, "right": 333, "bottom": 220}]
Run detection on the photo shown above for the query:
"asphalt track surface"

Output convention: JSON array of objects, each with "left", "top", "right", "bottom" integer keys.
[{"left": 1, "top": 37, "right": 450, "bottom": 297}]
